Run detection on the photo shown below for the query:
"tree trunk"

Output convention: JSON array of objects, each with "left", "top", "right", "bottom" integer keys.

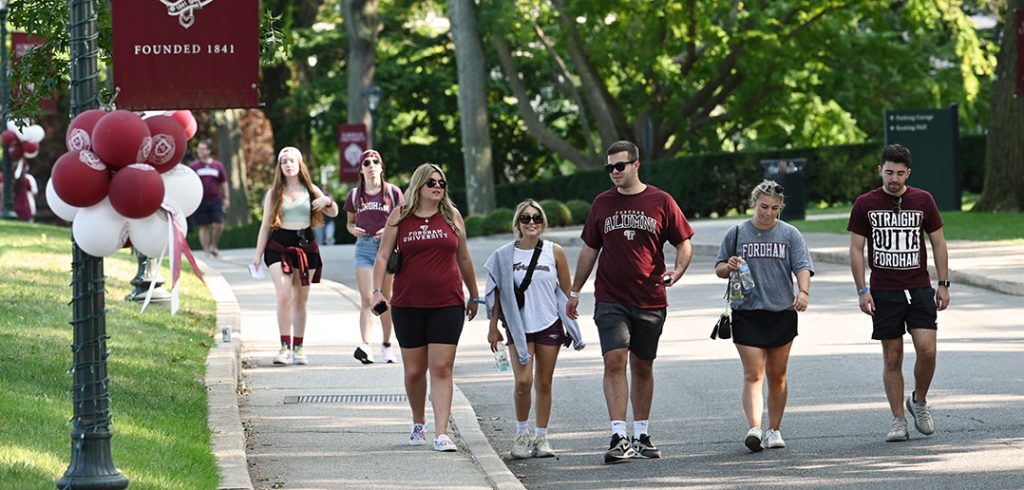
[
  {"left": 976, "top": 2, "right": 1024, "bottom": 212},
  {"left": 342, "top": 0, "right": 380, "bottom": 131},
  {"left": 448, "top": 0, "right": 495, "bottom": 215},
  {"left": 213, "top": 109, "right": 251, "bottom": 226}
]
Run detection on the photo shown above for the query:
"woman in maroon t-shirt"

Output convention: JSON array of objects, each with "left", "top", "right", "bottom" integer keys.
[{"left": 371, "top": 163, "right": 481, "bottom": 453}]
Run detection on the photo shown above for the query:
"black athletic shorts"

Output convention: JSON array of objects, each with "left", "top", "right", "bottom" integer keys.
[
  {"left": 731, "top": 309, "right": 798, "bottom": 348},
  {"left": 391, "top": 305, "right": 465, "bottom": 348},
  {"left": 593, "top": 302, "right": 666, "bottom": 361},
  {"left": 871, "top": 287, "right": 938, "bottom": 340}
]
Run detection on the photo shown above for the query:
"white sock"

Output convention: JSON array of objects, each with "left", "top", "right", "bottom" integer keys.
[
  {"left": 516, "top": 420, "right": 530, "bottom": 434},
  {"left": 534, "top": 427, "right": 548, "bottom": 437},
  {"left": 611, "top": 420, "right": 627, "bottom": 438},
  {"left": 634, "top": 420, "right": 649, "bottom": 437}
]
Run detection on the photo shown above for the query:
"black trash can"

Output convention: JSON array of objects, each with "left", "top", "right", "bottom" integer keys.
[{"left": 760, "top": 158, "right": 807, "bottom": 222}]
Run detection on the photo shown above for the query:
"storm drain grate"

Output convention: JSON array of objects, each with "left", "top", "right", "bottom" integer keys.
[{"left": 284, "top": 394, "right": 408, "bottom": 404}]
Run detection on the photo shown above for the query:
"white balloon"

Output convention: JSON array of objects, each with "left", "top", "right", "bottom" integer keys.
[
  {"left": 128, "top": 201, "right": 188, "bottom": 258},
  {"left": 23, "top": 124, "right": 45, "bottom": 144},
  {"left": 161, "top": 164, "right": 203, "bottom": 216},
  {"left": 72, "top": 198, "right": 129, "bottom": 257},
  {"left": 45, "top": 178, "right": 80, "bottom": 221}
]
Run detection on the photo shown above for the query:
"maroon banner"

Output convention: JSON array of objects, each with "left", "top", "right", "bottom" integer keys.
[
  {"left": 111, "top": 0, "right": 260, "bottom": 110},
  {"left": 338, "top": 124, "right": 368, "bottom": 183},
  {"left": 10, "top": 32, "right": 57, "bottom": 113},
  {"left": 1016, "top": 10, "right": 1023, "bottom": 97}
]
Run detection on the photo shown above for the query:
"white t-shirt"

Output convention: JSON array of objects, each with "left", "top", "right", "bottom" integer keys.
[{"left": 512, "top": 243, "right": 559, "bottom": 333}]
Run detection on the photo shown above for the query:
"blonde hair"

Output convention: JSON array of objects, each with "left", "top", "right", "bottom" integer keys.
[
  {"left": 749, "top": 179, "right": 785, "bottom": 210},
  {"left": 392, "top": 163, "right": 459, "bottom": 233},
  {"left": 512, "top": 200, "right": 547, "bottom": 239},
  {"left": 268, "top": 147, "right": 324, "bottom": 229}
]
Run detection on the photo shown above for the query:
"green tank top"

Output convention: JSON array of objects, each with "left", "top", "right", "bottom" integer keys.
[{"left": 281, "top": 192, "right": 311, "bottom": 225}]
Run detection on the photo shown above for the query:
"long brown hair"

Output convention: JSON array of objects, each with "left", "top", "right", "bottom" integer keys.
[
  {"left": 268, "top": 147, "right": 325, "bottom": 229},
  {"left": 391, "top": 163, "right": 459, "bottom": 233}
]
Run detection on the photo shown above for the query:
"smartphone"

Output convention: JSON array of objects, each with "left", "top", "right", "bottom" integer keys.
[
  {"left": 372, "top": 300, "right": 388, "bottom": 316},
  {"left": 662, "top": 274, "right": 673, "bottom": 285}
]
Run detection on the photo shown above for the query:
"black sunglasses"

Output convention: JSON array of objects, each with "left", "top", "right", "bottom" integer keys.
[
  {"left": 362, "top": 159, "right": 380, "bottom": 167},
  {"left": 425, "top": 178, "right": 447, "bottom": 189},
  {"left": 893, "top": 196, "right": 902, "bottom": 213},
  {"left": 605, "top": 159, "right": 637, "bottom": 173},
  {"left": 518, "top": 214, "right": 544, "bottom": 225},
  {"left": 296, "top": 229, "right": 310, "bottom": 247},
  {"left": 759, "top": 183, "right": 784, "bottom": 194}
]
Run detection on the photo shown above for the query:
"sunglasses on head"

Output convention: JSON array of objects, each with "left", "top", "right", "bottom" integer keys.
[
  {"left": 892, "top": 196, "right": 902, "bottom": 213},
  {"left": 605, "top": 159, "right": 637, "bottom": 173},
  {"left": 296, "top": 229, "right": 310, "bottom": 247},
  {"left": 518, "top": 214, "right": 544, "bottom": 225},
  {"left": 362, "top": 159, "right": 380, "bottom": 167},
  {"left": 760, "top": 183, "right": 784, "bottom": 194},
  {"left": 425, "top": 178, "right": 447, "bottom": 189}
]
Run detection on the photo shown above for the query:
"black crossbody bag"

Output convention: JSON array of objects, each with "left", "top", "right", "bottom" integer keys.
[
  {"left": 711, "top": 226, "right": 739, "bottom": 340},
  {"left": 515, "top": 240, "right": 544, "bottom": 309}
]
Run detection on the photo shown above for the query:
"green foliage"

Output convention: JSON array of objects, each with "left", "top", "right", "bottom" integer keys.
[
  {"left": 790, "top": 210, "right": 1024, "bottom": 242},
  {"left": 540, "top": 199, "right": 572, "bottom": 227},
  {"left": 464, "top": 214, "right": 486, "bottom": 237},
  {"left": 566, "top": 199, "right": 592, "bottom": 225},
  {"left": 482, "top": 207, "right": 516, "bottom": 235},
  {"left": 0, "top": 222, "right": 218, "bottom": 488}
]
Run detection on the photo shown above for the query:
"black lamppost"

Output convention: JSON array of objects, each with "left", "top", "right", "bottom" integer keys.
[
  {"left": 0, "top": 0, "right": 17, "bottom": 220},
  {"left": 57, "top": 0, "right": 129, "bottom": 487},
  {"left": 364, "top": 84, "right": 381, "bottom": 149}
]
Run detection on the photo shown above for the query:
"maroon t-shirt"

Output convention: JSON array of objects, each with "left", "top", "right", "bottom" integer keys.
[
  {"left": 390, "top": 212, "right": 464, "bottom": 308},
  {"left": 343, "top": 184, "right": 405, "bottom": 236},
  {"left": 581, "top": 185, "right": 694, "bottom": 308},
  {"left": 189, "top": 160, "right": 227, "bottom": 202},
  {"left": 847, "top": 186, "right": 943, "bottom": 290}
]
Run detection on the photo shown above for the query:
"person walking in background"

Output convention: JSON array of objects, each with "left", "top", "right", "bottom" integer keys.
[
  {"left": 251, "top": 147, "right": 339, "bottom": 366},
  {"left": 566, "top": 140, "right": 694, "bottom": 464},
  {"left": 848, "top": 143, "right": 950, "bottom": 443},
  {"left": 370, "top": 163, "right": 481, "bottom": 453},
  {"left": 190, "top": 139, "right": 230, "bottom": 258},
  {"left": 484, "top": 200, "right": 586, "bottom": 460},
  {"left": 12, "top": 160, "right": 38, "bottom": 222},
  {"left": 714, "top": 180, "right": 813, "bottom": 452},
  {"left": 344, "top": 149, "right": 404, "bottom": 365}
]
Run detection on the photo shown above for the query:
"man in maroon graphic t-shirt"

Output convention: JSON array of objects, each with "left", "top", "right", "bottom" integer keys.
[
  {"left": 847, "top": 143, "right": 950, "bottom": 444},
  {"left": 566, "top": 140, "right": 694, "bottom": 463}
]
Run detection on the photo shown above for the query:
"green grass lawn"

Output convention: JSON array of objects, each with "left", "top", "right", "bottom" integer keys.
[
  {"left": 0, "top": 221, "right": 219, "bottom": 489},
  {"left": 789, "top": 210, "right": 1024, "bottom": 242}
]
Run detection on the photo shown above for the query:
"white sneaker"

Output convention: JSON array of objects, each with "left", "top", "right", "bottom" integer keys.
[
  {"left": 409, "top": 423, "right": 427, "bottom": 446},
  {"left": 510, "top": 432, "right": 533, "bottom": 459},
  {"left": 764, "top": 429, "right": 785, "bottom": 449},
  {"left": 433, "top": 434, "right": 457, "bottom": 452},
  {"left": 273, "top": 344, "right": 292, "bottom": 365},
  {"left": 354, "top": 343, "right": 374, "bottom": 364},
  {"left": 745, "top": 427, "right": 764, "bottom": 452},
  {"left": 381, "top": 344, "right": 397, "bottom": 364},
  {"left": 533, "top": 436, "right": 555, "bottom": 458},
  {"left": 292, "top": 346, "right": 308, "bottom": 365},
  {"left": 886, "top": 416, "right": 910, "bottom": 442}
]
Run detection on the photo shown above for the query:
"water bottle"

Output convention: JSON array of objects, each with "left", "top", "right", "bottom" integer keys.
[
  {"left": 494, "top": 345, "right": 511, "bottom": 372},
  {"left": 738, "top": 259, "right": 756, "bottom": 292},
  {"left": 729, "top": 270, "right": 745, "bottom": 301}
]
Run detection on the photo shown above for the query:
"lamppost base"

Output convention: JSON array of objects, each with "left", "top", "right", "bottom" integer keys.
[
  {"left": 56, "top": 431, "right": 129, "bottom": 489},
  {"left": 125, "top": 287, "right": 172, "bottom": 303}
]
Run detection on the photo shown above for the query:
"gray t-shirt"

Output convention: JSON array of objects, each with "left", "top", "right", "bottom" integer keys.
[{"left": 715, "top": 220, "right": 814, "bottom": 311}]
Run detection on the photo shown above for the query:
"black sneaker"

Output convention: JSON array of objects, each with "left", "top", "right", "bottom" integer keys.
[
  {"left": 353, "top": 345, "right": 373, "bottom": 364},
  {"left": 631, "top": 434, "right": 662, "bottom": 459},
  {"left": 604, "top": 434, "right": 635, "bottom": 464}
]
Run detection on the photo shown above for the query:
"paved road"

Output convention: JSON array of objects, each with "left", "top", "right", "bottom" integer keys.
[{"left": 321, "top": 233, "right": 1024, "bottom": 489}]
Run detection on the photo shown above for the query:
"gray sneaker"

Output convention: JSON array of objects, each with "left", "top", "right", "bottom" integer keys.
[
  {"left": 603, "top": 434, "right": 635, "bottom": 464},
  {"left": 906, "top": 392, "right": 935, "bottom": 435},
  {"left": 511, "top": 432, "right": 534, "bottom": 459},
  {"left": 886, "top": 416, "right": 910, "bottom": 442}
]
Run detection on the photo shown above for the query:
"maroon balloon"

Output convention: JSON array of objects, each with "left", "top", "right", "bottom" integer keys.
[
  {"left": 8, "top": 142, "right": 23, "bottom": 160},
  {"left": 65, "top": 109, "right": 108, "bottom": 151},
  {"left": 1, "top": 129, "right": 17, "bottom": 146},
  {"left": 144, "top": 115, "right": 187, "bottom": 173},
  {"left": 91, "top": 110, "right": 153, "bottom": 169},
  {"left": 171, "top": 110, "right": 198, "bottom": 140},
  {"left": 21, "top": 141, "right": 39, "bottom": 155},
  {"left": 51, "top": 150, "right": 110, "bottom": 207},
  {"left": 108, "top": 164, "right": 165, "bottom": 219}
]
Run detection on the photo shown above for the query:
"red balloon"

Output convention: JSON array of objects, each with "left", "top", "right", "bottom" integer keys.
[
  {"left": 51, "top": 150, "right": 110, "bottom": 207},
  {"left": 21, "top": 141, "right": 39, "bottom": 156},
  {"left": 91, "top": 110, "right": 152, "bottom": 169},
  {"left": 171, "top": 110, "right": 198, "bottom": 140},
  {"left": 8, "top": 142, "right": 23, "bottom": 160},
  {"left": 108, "top": 164, "right": 165, "bottom": 219},
  {"left": 65, "top": 109, "right": 108, "bottom": 151},
  {"left": 1, "top": 130, "right": 16, "bottom": 146},
  {"left": 144, "top": 115, "right": 187, "bottom": 173}
]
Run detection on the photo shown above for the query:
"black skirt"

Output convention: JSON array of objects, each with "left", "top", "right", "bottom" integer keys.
[
  {"left": 731, "top": 309, "right": 798, "bottom": 348},
  {"left": 264, "top": 227, "right": 323, "bottom": 271}
]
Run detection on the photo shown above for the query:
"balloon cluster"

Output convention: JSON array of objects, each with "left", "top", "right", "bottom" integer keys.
[
  {"left": 45, "top": 109, "right": 204, "bottom": 258},
  {"left": 1, "top": 121, "right": 46, "bottom": 160}
]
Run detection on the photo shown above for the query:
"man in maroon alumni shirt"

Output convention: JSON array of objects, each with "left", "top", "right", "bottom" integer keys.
[
  {"left": 848, "top": 143, "right": 950, "bottom": 443},
  {"left": 566, "top": 140, "right": 694, "bottom": 464}
]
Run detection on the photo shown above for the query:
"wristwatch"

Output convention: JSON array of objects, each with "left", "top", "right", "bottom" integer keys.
[{"left": 937, "top": 280, "right": 951, "bottom": 288}]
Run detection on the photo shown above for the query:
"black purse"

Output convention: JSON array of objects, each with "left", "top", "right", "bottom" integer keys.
[
  {"left": 386, "top": 244, "right": 401, "bottom": 274},
  {"left": 711, "top": 225, "right": 740, "bottom": 340}
]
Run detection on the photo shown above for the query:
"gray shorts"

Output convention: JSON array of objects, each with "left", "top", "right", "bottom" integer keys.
[{"left": 594, "top": 302, "right": 666, "bottom": 361}]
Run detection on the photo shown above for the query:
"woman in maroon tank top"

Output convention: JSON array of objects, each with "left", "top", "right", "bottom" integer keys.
[{"left": 371, "top": 163, "right": 481, "bottom": 452}]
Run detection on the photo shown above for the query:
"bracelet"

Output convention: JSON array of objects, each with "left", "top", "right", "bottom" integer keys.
[
  {"left": 857, "top": 287, "right": 870, "bottom": 296},
  {"left": 799, "top": 289, "right": 809, "bottom": 296},
  {"left": 325, "top": 200, "right": 334, "bottom": 208},
  {"left": 372, "top": 287, "right": 383, "bottom": 294},
  {"left": 470, "top": 298, "right": 486, "bottom": 304},
  {"left": 569, "top": 291, "right": 580, "bottom": 298}
]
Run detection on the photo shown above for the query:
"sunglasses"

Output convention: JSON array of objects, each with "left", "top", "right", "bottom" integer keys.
[
  {"left": 605, "top": 159, "right": 637, "bottom": 173},
  {"left": 893, "top": 196, "right": 902, "bottom": 213},
  {"left": 425, "top": 178, "right": 447, "bottom": 189},
  {"left": 518, "top": 214, "right": 544, "bottom": 225},
  {"left": 759, "top": 183, "right": 784, "bottom": 194},
  {"left": 296, "top": 229, "right": 310, "bottom": 247},
  {"left": 362, "top": 159, "right": 380, "bottom": 167}
]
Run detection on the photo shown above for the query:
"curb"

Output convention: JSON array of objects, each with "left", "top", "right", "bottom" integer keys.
[
  {"left": 452, "top": 386, "right": 528, "bottom": 490},
  {"left": 200, "top": 263, "right": 255, "bottom": 490}
]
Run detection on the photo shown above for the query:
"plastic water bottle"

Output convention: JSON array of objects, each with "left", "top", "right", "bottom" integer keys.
[
  {"left": 494, "top": 346, "right": 511, "bottom": 372},
  {"left": 729, "top": 271, "right": 745, "bottom": 301},
  {"left": 738, "top": 259, "right": 756, "bottom": 293}
]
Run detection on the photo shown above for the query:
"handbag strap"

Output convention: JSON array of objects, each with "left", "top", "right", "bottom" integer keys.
[
  {"left": 517, "top": 240, "right": 544, "bottom": 298},
  {"left": 723, "top": 224, "right": 740, "bottom": 301}
]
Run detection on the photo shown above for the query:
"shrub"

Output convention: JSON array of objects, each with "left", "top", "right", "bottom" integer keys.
[
  {"left": 464, "top": 214, "right": 486, "bottom": 237},
  {"left": 566, "top": 199, "right": 591, "bottom": 225},
  {"left": 482, "top": 207, "right": 515, "bottom": 235},
  {"left": 540, "top": 199, "right": 572, "bottom": 227}
]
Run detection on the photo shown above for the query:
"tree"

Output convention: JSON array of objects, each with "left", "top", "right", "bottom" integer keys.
[
  {"left": 448, "top": 0, "right": 496, "bottom": 214},
  {"left": 342, "top": 0, "right": 381, "bottom": 131},
  {"left": 976, "top": 0, "right": 1024, "bottom": 211}
]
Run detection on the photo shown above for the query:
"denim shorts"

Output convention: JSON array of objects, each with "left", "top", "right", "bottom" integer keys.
[{"left": 353, "top": 236, "right": 381, "bottom": 269}]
